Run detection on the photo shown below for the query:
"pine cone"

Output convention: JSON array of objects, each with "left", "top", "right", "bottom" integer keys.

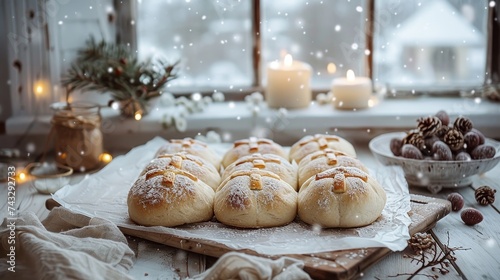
[
  {"left": 454, "top": 116, "right": 473, "bottom": 134},
  {"left": 403, "top": 130, "right": 425, "bottom": 150},
  {"left": 435, "top": 125, "right": 451, "bottom": 139},
  {"left": 475, "top": 186, "right": 496, "bottom": 205},
  {"left": 443, "top": 129, "right": 464, "bottom": 151},
  {"left": 408, "top": 232, "right": 435, "bottom": 252},
  {"left": 417, "top": 116, "right": 442, "bottom": 137}
]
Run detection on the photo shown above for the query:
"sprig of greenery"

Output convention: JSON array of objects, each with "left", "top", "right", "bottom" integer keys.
[{"left": 61, "top": 37, "right": 178, "bottom": 107}]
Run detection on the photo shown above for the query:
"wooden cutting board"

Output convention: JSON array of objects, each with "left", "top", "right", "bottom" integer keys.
[{"left": 46, "top": 194, "right": 450, "bottom": 279}]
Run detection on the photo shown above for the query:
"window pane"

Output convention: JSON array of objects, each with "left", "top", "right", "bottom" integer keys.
[
  {"left": 262, "top": 0, "right": 367, "bottom": 89},
  {"left": 136, "top": 0, "right": 253, "bottom": 90},
  {"left": 373, "top": 0, "right": 488, "bottom": 92}
]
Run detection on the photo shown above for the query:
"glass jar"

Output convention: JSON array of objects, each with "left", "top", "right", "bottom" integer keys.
[{"left": 51, "top": 102, "right": 103, "bottom": 172}]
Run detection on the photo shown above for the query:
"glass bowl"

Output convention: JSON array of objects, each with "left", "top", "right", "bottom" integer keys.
[
  {"left": 26, "top": 162, "right": 73, "bottom": 194},
  {"left": 369, "top": 132, "right": 500, "bottom": 193}
]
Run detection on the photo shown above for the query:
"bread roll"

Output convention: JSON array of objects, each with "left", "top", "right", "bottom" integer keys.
[
  {"left": 221, "top": 137, "right": 288, "bottom": 168},
  {"left": 128, "top": 167, "right": 215, "bottom": 227},
  {"left": 289, "top": 134, "right": 356, "bottom": 163},
  {"left": 141, "top": 152, "right": 221, "bottom": 191},
  {"left": 215, "top": 168, "right": 297, "bottom": 228},
  {"left": 298, "top": 167, "right": 386, "bottom": 228},
  {"left": 222, "top": 153, "right": 298, "bottom": 191},
  {"left": 298, "top": 148, "right": 368, "bottom": 188},
  {"left": 155, "top": 138, "right": 222, "bottom": 170}
]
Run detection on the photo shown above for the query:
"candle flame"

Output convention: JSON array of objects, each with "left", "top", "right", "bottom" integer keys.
[
  {"left": 346, "top": 69, "right": 355, "bottom": 81},
  {"left": 284, "top": 54, "right": 293, "bottom": 67}
]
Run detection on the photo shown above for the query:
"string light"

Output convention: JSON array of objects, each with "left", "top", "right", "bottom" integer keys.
[
  {"left": 134, "top": 112, "right": 142, "bottom": 121},
  {"left": 327, "top": 63, "right": 337, "bottom": 74},
  {"left": 18, "top": 172, "right": 26, "bottom": 181},
  {"left": 36, "top": 85, "right": 43, "bottom": 94},
  {"left": 99, "top": 153, "right": 113, "bottom": 163},
  {"left": 33, "top": 80, "right": 48, "bottom": 96}
]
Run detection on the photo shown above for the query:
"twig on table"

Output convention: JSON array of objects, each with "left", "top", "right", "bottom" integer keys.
[{"left": 387, "top": 231, "right": 469, "bottom": 279}]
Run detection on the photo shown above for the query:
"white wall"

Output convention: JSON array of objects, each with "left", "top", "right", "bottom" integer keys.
[
  {"left": 0, "top": 3, "right": 12, "bottom": 121},
  {"left": 2, "top": 0, "right": 116, "bottom": 120}
]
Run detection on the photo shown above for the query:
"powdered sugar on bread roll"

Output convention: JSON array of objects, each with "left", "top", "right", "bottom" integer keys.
[
  {"left": 289, "top": 134, "right": 356, "bottom": 164},
  {"left": 215, "top": 168, "right": 297, "bottom": 228},
  {"left": 222, "top": 153, "right": 298, "bottom": 191},
  {"left": 155, "top": 138, "right": 222, "bottom": 170},
  {"left": 298, "top": 166, "right": 386, "bottom": 228},
  {"left": 221, "top": 137, "right": 288, "bottom": 168},
  {"left": 142, "top": 152, "right": 221, "bottom": 191},
  {"left": 298, "top": 148, "right": 368, "bottom": 189},
  {"left": 128, "top": 167, "right": 215, "bottom": 227}
]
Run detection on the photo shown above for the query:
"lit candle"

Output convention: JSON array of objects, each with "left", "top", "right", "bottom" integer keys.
[
  {"left": 331, "top": 70, "right": 372, "bottom": 110},
  {"left": 266, "top": 54, "right": 312, "bottom": 109}
]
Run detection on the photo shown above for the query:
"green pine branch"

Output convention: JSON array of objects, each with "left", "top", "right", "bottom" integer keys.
[{"left": 61, "top": 37, "right": 179, "bottom": 104}]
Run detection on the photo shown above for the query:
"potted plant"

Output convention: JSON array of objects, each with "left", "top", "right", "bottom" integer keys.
[{"left": 61, "top": 37, "right": 178, "bottom": 117}]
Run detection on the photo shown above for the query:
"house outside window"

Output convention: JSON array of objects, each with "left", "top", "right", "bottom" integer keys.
[{"left": 374, "top": 0, "right": 488, "bottom": 94}]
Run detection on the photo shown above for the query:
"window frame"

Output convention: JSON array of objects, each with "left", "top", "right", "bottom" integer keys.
[
  {"left": 120, "top": 0, "right": 497, "bottom": 99},
  {"left": 116, "top": 0, "right": 376, "bottom": 99},
  {"left": 2, "top": 0, "right": 498, "bottom": 122}
]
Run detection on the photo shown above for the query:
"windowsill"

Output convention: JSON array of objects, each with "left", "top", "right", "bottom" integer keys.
[{"left": 5, "top": 96, "right": 500, "bottom": 149}]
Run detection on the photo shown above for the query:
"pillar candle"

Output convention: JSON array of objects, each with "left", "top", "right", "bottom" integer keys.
[
  {"left": 266, "top": 54, "right": 312, "bottom": 109},
  {"left": 331, "top": 70, "right": 372, "bottom": 110}
]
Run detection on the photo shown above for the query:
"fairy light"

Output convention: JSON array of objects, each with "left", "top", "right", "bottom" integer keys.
[
  {"left": 36, "top": 85, "right": 43, "bottom": 94},
  {"left": 99, "top": 152, "right": 113, "bottom": 163},
  {"left": 33, "top": 80, "right": 48, "bottom": 96},
  {"left": 134, "top": 112, "right": 142, "bottom": 121},
  {"left": 18, "top": 172, "right": 26, "bottom": 181},
  {"left": 327, "top": 63, "right": 337, "bottom": 74}
]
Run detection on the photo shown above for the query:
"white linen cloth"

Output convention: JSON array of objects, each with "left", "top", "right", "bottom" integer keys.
[
  {"left": 0, "top": 207, "right": 313, "bottom": 280},
  {"left": 0, "top": 207, "right": 134, "bottom": 280},
  {"left": 190, "top": 251, "right": 312, "bottom": 280}
]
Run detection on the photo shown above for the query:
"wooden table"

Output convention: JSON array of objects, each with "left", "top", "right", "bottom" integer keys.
[{"left": 1, "top": 141, "right": 499, "bottom": 279}]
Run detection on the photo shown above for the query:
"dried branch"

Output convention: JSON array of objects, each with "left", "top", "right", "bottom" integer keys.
[{"left": 387, "top": 232, "right": 469, "bottom": 279}]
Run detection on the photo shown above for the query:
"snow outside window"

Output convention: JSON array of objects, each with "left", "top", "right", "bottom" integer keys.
[
  {"left": 373, "top": 0, "right": 488, "bottom": 93},
  {"left": 136, "top": 0, "right": 367, "bottom": 91},
  {"left": 136, "top": 0, "right": 489, "bottom": 94},
  {"left": 136, "top": 0, "right": 253, "bottom": 90}
]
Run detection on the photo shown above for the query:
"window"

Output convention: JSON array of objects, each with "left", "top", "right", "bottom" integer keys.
[
  {"left": 136, "top": 0, "right": 253, "bottom": 89},
  {"left": 133, "top": 0, "right": 489, "bottom": 94},
  {"left": 134, "top": 0, "right": 368, "bottom": 92},
  {"left": 261, "top": 0, "right": 366, "bottom": 89},
  {"left": 1, "top": 0, "right": 495, "bottom": 119}
]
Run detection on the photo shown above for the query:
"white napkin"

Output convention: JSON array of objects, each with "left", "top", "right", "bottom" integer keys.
[
  {"left": 0, "top": 207, "right": 134, "bottom": 280},
  {"left": 190, "top": 251, "right": 312, "bottom": 280}
]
